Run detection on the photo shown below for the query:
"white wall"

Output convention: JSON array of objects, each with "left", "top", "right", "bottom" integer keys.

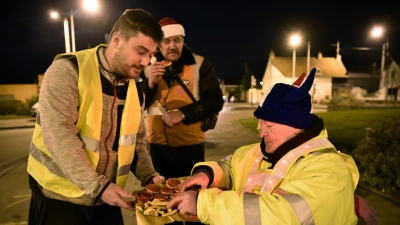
[
  {"left": 312, "top": 77, "right": 332, "bottom": 102},
  {"left": 262, "top": 64, "right": 336, "bottom": 103},
  {"left": 262, "top": 65, "right": 287, "bottom": 93},
  {"left": 246, "top": 88, "right": 264, "bottom": 104}
]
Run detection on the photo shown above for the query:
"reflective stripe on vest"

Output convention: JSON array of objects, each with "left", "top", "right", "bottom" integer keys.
[
  {"left": 241, "top": 138, "right": 334, "bottom": 224},
  {"left": 243, "top": 138, "right": 334, "bottom": 193},
  {"left": 27, "top": 45, "right": 140, "bottom": 198},
  {"left": 116, "top": 79, "right": 140, "bottom": 187},
  {"left": 120, "top": 133, "right": 137, "bottom": 146},
  {"left": 243, "top": 193, "right": 262, "bottom": 225},
  {"left": 147, "top": 107, "right": 164, "bottom": 116},
  {"left": 29, "top": 143, "right": 67, "bottom": 179},
  {"left": 80, "top": 135, "right": 100, "bottom": 152},
  {"left": 192, "top": 55, "right": 202, "bottom": 100},
  {"left": 218, "top": 155, "right": 233, "bottom": 189},
  {"left": 273, "top": 188, "right": 315, "bottom": 225}
]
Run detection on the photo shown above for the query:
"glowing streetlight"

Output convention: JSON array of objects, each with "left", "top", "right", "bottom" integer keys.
[
  {"left": 289, "top": 34, "right": 301, "bottom": 82},
  {"left": 50, "top": 0, "right": 98, "bottom": 53},
  {"left": 370, "top": 26, "right": 389, "bottom": 93},
  {"left": 371, "top": 27, "right": 383, "bottom": 38},
  {"left": 84, "top": 0, "right": 99, "bottom": 11}
]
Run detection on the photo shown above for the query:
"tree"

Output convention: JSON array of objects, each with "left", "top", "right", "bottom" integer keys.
[{"left": 241, "top": 62, "right": 254, "bottom": 91}]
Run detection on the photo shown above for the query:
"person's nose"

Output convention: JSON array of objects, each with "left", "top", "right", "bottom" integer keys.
[
  {"left": 259, "top": 126, "right": 268, "bottom": 137},
  {"left": 140, "top": 55, "right": 150, "bottom": 67},
  {"left": 168, "top": 42, "right": 177, "bottom": 49}
]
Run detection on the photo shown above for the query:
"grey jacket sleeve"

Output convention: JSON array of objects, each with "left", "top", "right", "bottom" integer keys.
[{"left": 130, "top": 92, "right": 161, "bottom": 186}]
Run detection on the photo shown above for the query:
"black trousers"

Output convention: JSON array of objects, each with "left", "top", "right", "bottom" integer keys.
[
  {"left": 149, "top": 143, "right": 205, "bottom": 225},
  {"left": 149, "top": 143, "right": 205, "bottom": 179},
  {"left": 28, "top": 175, "right": 123, "bottom": 225}
]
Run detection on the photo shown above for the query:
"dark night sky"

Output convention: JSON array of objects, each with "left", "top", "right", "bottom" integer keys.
[{"left": 1, "top": 0, "right": 399, "bottom": 84}]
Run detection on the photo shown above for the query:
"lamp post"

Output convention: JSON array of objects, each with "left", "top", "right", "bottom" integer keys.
[
  {"left": 50, "top": 0, "right": 98, "bottom": 53},
  {"left": 51, "top": 12, "right": 71, "bottom": 52},
  {"left": 307, "top": 41, "right": 311, "bottom": 74},
  {"left": 289, "top": 35, "right": 301, "bottom": 82},
  {"left": 371, "top": 27, "right": 389, "bottom": 99}
]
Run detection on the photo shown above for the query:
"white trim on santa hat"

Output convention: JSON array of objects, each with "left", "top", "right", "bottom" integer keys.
[{"left": 162, "top": 24, "right": 185, "bottom": 38}]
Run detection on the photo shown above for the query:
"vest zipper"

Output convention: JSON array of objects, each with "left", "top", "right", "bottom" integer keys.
[{"left": 102, "top": 79, "right": 117, "bottom": 175}]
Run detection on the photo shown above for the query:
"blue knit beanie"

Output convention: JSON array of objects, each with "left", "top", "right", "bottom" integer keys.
[{"left": 254, "top": 68, "right": 316, "bottom": 129}]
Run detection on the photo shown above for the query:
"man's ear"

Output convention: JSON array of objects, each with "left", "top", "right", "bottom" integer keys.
[{"left": 110, "top": 32, "right": 121, "bottom": 47}]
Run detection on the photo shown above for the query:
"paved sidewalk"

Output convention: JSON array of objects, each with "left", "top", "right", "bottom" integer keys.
[{"left": 0, "top": 118, "right": 36, "bottom": 130}]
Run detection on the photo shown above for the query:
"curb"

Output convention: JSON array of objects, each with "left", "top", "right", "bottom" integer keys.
[
  {"left": 235, "top": 119, "right": 260, "bottom": 139},
  {"left": 0, "top": 125, "right": 35, "bottom": 130},
  {"left": 358, "top": 183, "right": 400, "bottom": 206}
]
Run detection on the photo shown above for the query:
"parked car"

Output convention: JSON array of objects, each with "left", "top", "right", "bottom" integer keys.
[{"left": 30, "top": 102, "right": 39, "bottom": 117}]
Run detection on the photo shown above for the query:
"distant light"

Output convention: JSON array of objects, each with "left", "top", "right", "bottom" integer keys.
[
  {"left": 260, "top": 81, "right": 263, "bottom": 85},
  {"left": 289, "top": 34, "right": 301, "bottom": 47},
  {"left": 84, "top": 0, "right": 98, "bottom": 12},
  {"left": 371, "top": 27, "right": 384, "bottom": 38},
  {"left": 50, "top": 11, "right": 59, "bottom": 19}
]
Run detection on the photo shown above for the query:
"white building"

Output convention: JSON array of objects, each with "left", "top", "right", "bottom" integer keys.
[{"left": 261, "top": 51, "right": 348, "bottom": 103}]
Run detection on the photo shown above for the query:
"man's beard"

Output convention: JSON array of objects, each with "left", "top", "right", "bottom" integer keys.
[
  {"left": 165, "top": 49, "right": 181, "bottom": 61},
  {"left": 111, "top": 48, "right": 143, "bottom": 80},
  {"left": 167, "top": 49, "right": 180, "bottom": 55}
]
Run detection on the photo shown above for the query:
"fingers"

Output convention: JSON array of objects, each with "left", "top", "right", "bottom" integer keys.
[
  {"left": 178, "top": 179, "right": 194, "bottom": 192},
  {"left": 119, "top": 199, "right": 136, "bottom": 211},
  {"left": 178, "top": 202, "right": 187, "bottom": 213},
  {"left": 148, "top": 63, "right": 165, "bottom": 77},
  {"left": 116, "top": 186, "right": 132, "bottom": 199},
  {"left": 170, "top": 191, "right": 198, "bottom": 216},
  {"left": 117, "top": 189, "right": 132, "bottom": 198},
  {"left": 167, "top": 193, "right": 183, "bottom": 209},
  {"left": 147, "top": 63, "right": 165, "bottom": 88},
  {"left": 162, "top": 111, "right": 184, "bottom": 127},
  {"left": 162, "top": 115, "right": 174, "bottom": 127},
  {"left": 153, "top": 175, "right": 165, "bottom": 184},
  {"left": 96, "top": 183, "right": 137, "bottom": 211},
  {"left": 101, "top": 183, "right": 135, "bottom": 210},
  {"left": 178, "top": 173, "right": 208, "bottom": 191}
]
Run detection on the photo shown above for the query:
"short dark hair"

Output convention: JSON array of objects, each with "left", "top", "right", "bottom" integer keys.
[{"left": 109, "top": 9, "right": 163, "bottom": 44}]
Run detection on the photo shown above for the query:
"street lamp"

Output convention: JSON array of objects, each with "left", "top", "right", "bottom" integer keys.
[
  {"left": 50, "top": 12, "right": 71, "bottom": 53},
  {"left": 370, "top": 26, "right": 389, "bottom": 95},
  {"left": 50, "top": 0, "right": 98, "bottom": 53},
  {"left": 289, "top": 34, "right": 301, "bottom": 82},
  {"left": 305, "top": 41, "right": 312, "bottom": 74}
]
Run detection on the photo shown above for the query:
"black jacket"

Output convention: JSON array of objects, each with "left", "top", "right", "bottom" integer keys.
[{"left": 138, "top": 45, "right": 224, "bottom": 124}]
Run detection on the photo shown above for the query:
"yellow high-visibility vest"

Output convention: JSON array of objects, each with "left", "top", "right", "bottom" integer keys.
[
  {"left": 27, "top": 44, "right": 141, "bottom": 198},
  {"left": 194, "top": 130, "right": 359, "bottom": 225}
]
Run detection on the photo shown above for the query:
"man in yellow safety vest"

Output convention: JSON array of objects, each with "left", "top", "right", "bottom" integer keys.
[
  {"left": 27, "top": 9, "right": 165, "bottom": 225},
  {"left": 168, "top": 68, "right": 360, "bottom": 225}
]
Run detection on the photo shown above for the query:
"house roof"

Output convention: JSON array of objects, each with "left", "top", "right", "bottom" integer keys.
[
  {"left": 271, "top": 56, "right": 348, "bottom": 78},
  {"left": 221, "top": 77, "right": 242, "bottom": 85}
]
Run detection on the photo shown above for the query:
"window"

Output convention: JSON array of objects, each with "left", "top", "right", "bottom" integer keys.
[{"left": 315, "top": 68, "right": 322, "bottom": 75}]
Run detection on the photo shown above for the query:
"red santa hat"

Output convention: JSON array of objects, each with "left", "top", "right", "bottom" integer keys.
[{"left": 159, "top": 17, "right": 185, "bottom": 38}]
